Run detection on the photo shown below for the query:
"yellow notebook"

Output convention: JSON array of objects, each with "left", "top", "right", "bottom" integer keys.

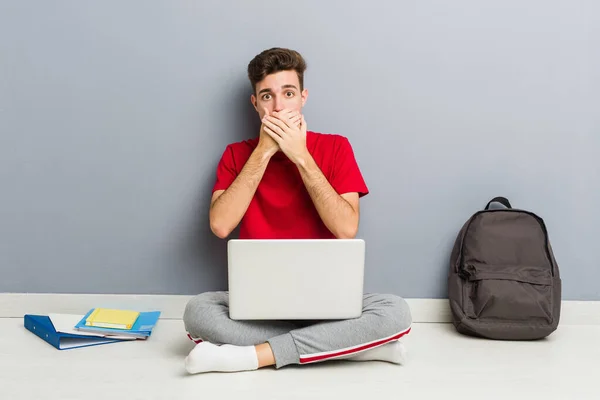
[{"left": 85, "top": 308, "right": 140, "bottom": 330}]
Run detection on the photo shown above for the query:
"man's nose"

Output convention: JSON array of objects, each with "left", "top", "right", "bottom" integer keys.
[{"left": 273, "top": 96, "right": 284, "bottom": 112}]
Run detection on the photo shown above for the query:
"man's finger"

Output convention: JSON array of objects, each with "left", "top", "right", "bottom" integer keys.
[
  {"left": 274, "top": 109, "right": 299, "bottom": 120},
  {"left": 263, "top": 126, "right": 282, "bottom": 142},
  {"left": 273, "top": 111, "right": 300, "bottom": 130},
  {"left": 264, "top": 115, "right": 288, "bottom": 129},
  {"left": 286, "top": 110, "right": 300, "bottom": 120},
  {"left": 263, "top": 117, "right": 287, "bottom": 136},
  {"left": 273, "top": 109, "right": 292, "bottom": 119}
]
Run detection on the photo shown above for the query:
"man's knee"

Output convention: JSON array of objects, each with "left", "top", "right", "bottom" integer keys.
[
  {"left": 388, "top": 295, "right": 412, "bottom": 331},
  {"left": 365, "top": 293, "right": 413, "bottom": 334},
  {"left": 183, "top": 291, "right": 228, "bottom": 339}
]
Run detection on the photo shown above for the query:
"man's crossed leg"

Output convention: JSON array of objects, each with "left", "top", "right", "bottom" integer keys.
[{"left": 183, "top": 291, "right": 412, "bottom": 373}]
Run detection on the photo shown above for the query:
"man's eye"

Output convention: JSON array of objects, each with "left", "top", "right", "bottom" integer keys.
[
  {"left": 262, "top": 94, "right": 271, "bottom": 100},
  {"left": 286, "top": 91, "right": 294, "bottom": 97}
]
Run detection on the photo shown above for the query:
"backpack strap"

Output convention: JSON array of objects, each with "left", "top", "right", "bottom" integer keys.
[{"left": 485, "top": 196, "right": 512, "bottom": 210}]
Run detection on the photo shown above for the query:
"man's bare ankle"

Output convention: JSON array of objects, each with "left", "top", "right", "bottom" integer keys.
[{"left": 255, "top": 343, "right": 275, "bottom": 368}]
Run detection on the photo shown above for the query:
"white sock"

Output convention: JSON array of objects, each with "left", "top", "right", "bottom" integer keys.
[
  {"left": 345, "top": 341, "right": 407, "bottom": 364},
  {"left": 185, "top": 342, "right": 259, "bottom": 374}
]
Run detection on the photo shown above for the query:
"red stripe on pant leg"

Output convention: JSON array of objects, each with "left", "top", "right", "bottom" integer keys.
[
  {"left": 187, "top": 333, "right": 203, "bottom": 344},
  {"left": 300, "top": 327, "right": 411, "bottom": 364}
]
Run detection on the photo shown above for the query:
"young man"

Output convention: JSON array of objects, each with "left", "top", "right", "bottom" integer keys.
[{"left": 183, "top": 48, "right": 412, "bottom": 374}]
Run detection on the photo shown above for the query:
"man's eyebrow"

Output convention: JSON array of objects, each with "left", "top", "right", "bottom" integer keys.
[{"left": 258, "top": 84, "right": 298, "bottom": 95}]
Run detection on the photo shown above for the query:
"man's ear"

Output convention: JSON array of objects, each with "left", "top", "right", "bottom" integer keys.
[
  {"left": 301, "top": 88, "right": 308, "bottom": 107},
  {"left": 250, "top": 94, "right": 258, "bottom": 112}
]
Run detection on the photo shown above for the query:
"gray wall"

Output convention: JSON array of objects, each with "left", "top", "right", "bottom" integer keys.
[{"left": 1, "top": 1, "right": 598, "bottom": 299}]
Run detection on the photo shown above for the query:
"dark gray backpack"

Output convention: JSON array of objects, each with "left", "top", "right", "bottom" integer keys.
[{"left": 448, "top": 197, "right": 561, "bottom": 340}]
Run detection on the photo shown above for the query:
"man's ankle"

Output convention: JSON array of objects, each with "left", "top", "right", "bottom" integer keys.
[{"left": 255, "top": 342, "right": 275, "bottom": 368}]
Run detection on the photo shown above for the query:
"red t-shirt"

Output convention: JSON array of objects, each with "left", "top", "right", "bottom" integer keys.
[{"left": 212, "top": 131, "right": 369, "bottom": 239}]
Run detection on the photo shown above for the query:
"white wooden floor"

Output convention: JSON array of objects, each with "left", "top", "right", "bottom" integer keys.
[{"left": 1, "top": 317, "right": 599, "bottom": 400}]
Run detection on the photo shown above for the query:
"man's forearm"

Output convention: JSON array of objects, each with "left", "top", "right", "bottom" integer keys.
[
  {"left": 209, "top": 147, "right": 272, "bottom": 238},
  {"left": 296, "top": 156, "right": 359, "bottom": 239}
]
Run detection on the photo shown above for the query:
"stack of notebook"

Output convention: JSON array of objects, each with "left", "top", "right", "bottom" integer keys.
[
  {"left": 24, "top": 308, "right": 161, "bottom": 350},
  {"left": 74, "top": 308, "right": 161, "bottom": 339}
]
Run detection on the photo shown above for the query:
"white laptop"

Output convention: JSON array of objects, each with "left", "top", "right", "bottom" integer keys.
[{"left": 227, "top": 239, "right": 365, "bottom": 320}]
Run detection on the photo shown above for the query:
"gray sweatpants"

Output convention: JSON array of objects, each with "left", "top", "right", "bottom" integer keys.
[{"left": 183, "top": 291, "right": 412, "bottom": 368}]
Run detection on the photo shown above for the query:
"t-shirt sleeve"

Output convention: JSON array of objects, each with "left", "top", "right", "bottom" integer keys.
[
  {"left": 212, "top": 145, "right": 238, "bottom": 193},
  {"left": 330, "top": 137, "right": 369, "bottom": 197}
]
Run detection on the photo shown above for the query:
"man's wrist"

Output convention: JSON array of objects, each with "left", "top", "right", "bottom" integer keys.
[
  {"left": 295, "top": 150, "right": 315, "bottom": 172},
  {"left": 254, "top": 143, "right": 276, "bottom": 162}
]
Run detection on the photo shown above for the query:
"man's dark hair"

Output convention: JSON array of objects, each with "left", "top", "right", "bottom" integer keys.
[{"left": 247, "top": 48, "right": 307, "bottom": 94}]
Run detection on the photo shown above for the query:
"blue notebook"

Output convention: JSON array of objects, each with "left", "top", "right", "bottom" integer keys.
[
  {"left": 24, "top": 315, "right": 125, "bottom": 350},
  {"left": 74, "top": 309, "right": 160, "bottom": 338}
]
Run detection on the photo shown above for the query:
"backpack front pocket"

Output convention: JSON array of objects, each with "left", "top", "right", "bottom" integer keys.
[{"left": 461, "top": 264, "right": 554, "bottom": 323}]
